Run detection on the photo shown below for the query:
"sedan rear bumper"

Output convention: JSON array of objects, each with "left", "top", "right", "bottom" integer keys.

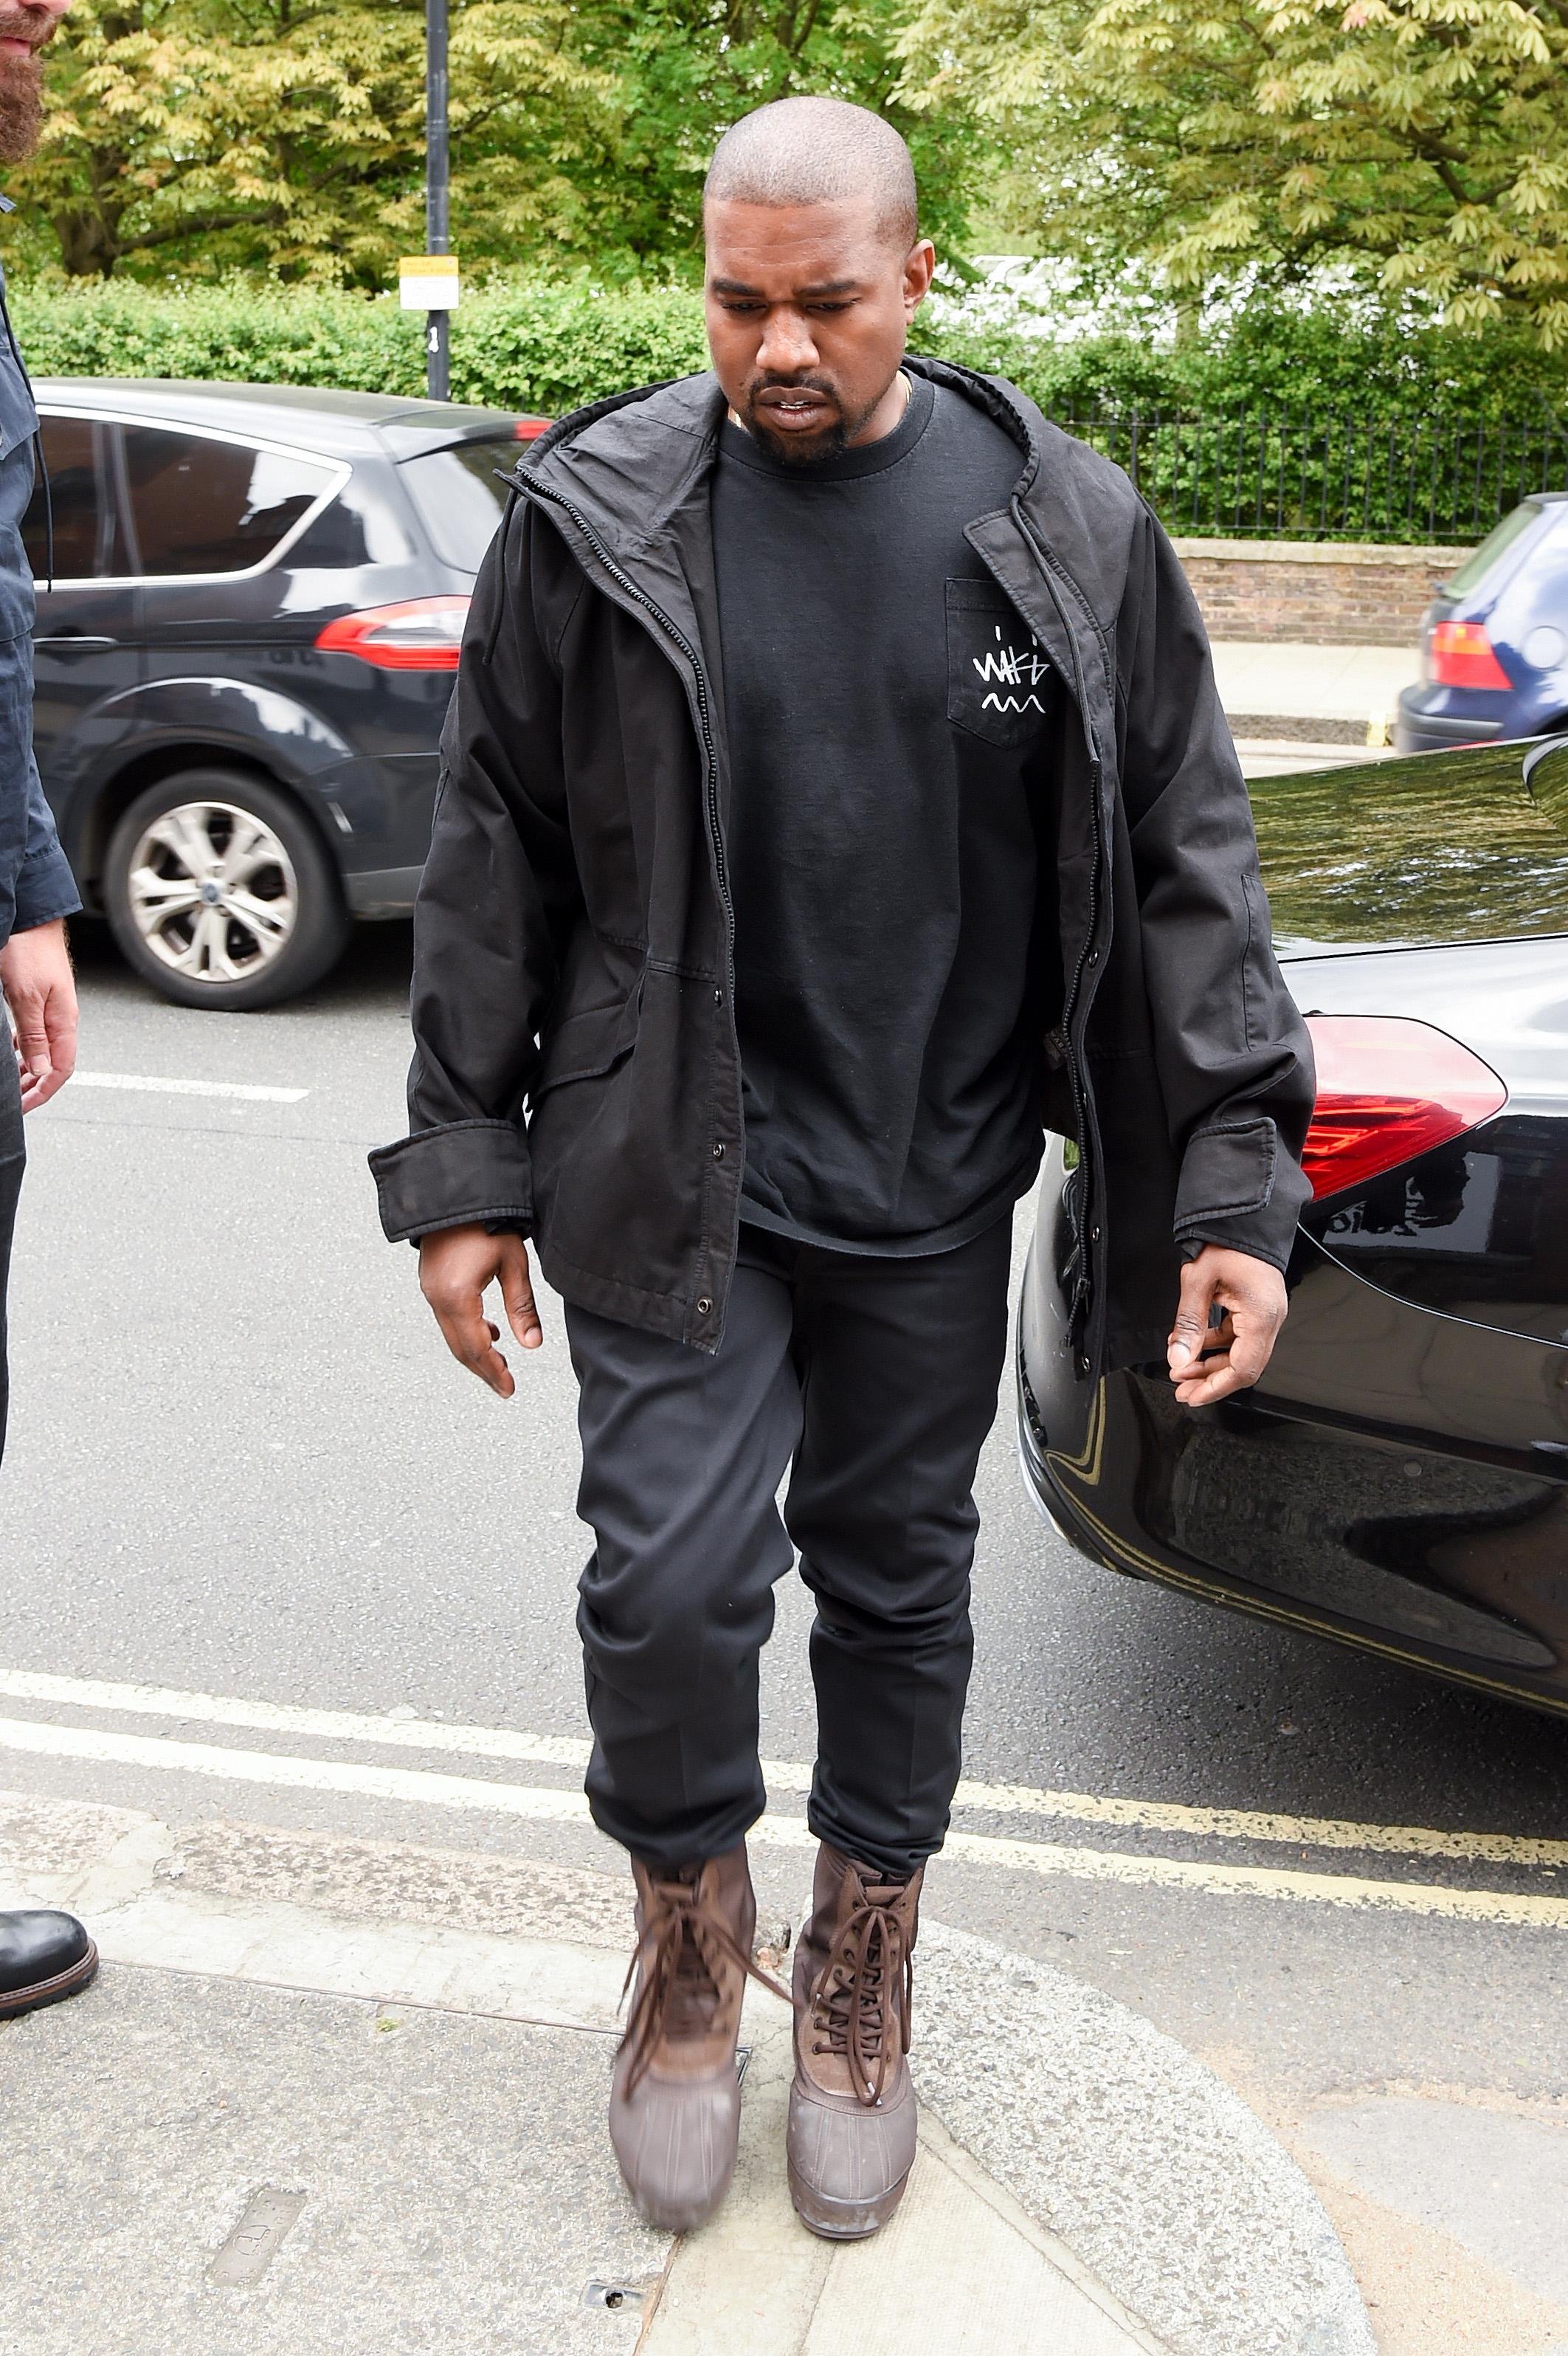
[{"left": 1018, "top": 1204, "right": 1568, "bottom": 1712}]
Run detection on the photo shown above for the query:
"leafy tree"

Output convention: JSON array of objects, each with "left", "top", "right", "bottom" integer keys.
[
  {"left": 567, "top": 0, "right": 987, "bottom": 271},
  {"left": 894, "top": 0, "right": 1568, "bottom": 345},
  {"left": 10, "top": 0, "right": 990, "bottom": 281},
  {"left": 13, "top": 0, "right": 618, "bottom": 281}
]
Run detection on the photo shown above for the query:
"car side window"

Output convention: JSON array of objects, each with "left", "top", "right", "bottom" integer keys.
[
  {"left": 120, "top": 426, "right": 334, "bottom": 576},
  {"left": 23, "top": 414, "right": 124, "bottom": 581}
]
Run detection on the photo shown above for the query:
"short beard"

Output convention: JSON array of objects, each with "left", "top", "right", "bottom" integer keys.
[
  {"left": 739, "top": 370, "right": 896, "bottom": 471},
  {"left": 0, "top": 44, "right": 46, "bottom": 165}
]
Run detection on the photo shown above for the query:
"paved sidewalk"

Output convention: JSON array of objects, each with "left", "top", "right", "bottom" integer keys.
[
  {"left": 1212, "top": 641, "right": 1418, "bottom": 738},
  {"left": 0, "top": 1791, "right": 1374, "bottom": 2356}
]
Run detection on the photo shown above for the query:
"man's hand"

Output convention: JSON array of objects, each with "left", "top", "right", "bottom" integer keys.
[
  {"left": 0, "top": 918, "right": 77, "bottom": 1112},
  {"left": 1167, "top": 1244, "right": 1287, "bottom": 1408},
  {"left": 419, "top": 1224, "right": 542, "bottom": 1396}
]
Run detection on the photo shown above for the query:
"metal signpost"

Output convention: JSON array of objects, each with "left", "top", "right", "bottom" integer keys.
[
  {"left": 425, "top": 0, "right": 449, "bottom": 399},
  {"left": 399, "top": 0, "right": 457, "bottom": 399}
]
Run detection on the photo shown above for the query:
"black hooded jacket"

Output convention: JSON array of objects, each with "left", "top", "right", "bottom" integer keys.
[{"left": 369, "top": 356, "right": 1315, "bottom": 1374}]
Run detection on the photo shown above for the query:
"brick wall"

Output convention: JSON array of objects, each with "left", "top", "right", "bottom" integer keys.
[{"left": 1171, "top": 537, "right": 1471, "bottom": 646}]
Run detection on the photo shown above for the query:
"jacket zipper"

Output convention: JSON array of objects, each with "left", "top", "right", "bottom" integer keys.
[
  {"left": 505, "top": 468, "right": 740, "bottom": 1344},
  {"left": 1009, "top": 494, "right": 1107, "bottom": 1366},
  {"left": 508, "top": 471, "right": 733, "bottom": 957}
]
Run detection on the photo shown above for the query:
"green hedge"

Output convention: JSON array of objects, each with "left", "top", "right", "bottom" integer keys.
[
  {"left": 4, "top": 278, "right": 712, "bottom": 417},
  {"left": 915, "top": 305, "right": 1568, "bottom": 427},
  {"left": 9, "top": 274, "right": 1563, "bottom": 427}
]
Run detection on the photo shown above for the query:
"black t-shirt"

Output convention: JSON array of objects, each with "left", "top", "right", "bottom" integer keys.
[{"left": 711, "top": 372, "right": 1054, "bottom": 1256}]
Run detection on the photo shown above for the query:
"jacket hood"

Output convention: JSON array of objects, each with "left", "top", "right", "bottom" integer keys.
[{"left": 514, "top": 355, "right": 1145, "bottom": 659}]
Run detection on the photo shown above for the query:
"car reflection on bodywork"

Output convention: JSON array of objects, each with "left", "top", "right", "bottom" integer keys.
[
  {"left": 1397, "top": 492, "right": 1568, "bottom": 754},
  {"left": 1017, "top": 733, "right": 1568, "bottom": 1713}
]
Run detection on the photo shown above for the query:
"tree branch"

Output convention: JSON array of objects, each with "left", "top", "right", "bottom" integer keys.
[{"left": 120, "top": 204, "right": 284, "bottom": 252}]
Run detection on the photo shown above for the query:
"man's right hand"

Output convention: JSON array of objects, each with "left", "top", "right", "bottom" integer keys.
[
  {"left": 418, "top": 1225, "right": 543, "bottom": 1396},
  {"left": 0, "top": 917, "right": 78, "bottom": 1112}
]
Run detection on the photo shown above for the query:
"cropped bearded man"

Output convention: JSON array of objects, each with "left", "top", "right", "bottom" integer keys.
[{"left": 371, "top": 97, "right": 1313, "bottom": 2239}]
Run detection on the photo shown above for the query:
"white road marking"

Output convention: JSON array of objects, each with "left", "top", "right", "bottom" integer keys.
[
  {"left": 69, "top": 1072, "right": 308, "bottom": 1104},
  {"left": 0, "top": 1712, "right": 589, "bottom": 1820},
  {"left": 2, "top": 1711, "right": 1567, "bottom": 1929},
  {"left": 0, "top": 1670, "right": 592, "bottom": 1771},
  {"left": 2, "top": 1667, "right": 1563, "bottom": 1872}
]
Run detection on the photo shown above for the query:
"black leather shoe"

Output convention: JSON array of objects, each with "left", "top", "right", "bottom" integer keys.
[{"left": 0, "top": 1909, "right": 98, "bottom": 2017}]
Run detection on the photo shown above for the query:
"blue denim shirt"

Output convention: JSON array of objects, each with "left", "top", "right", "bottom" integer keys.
[{"left": 0, "top": 260, "right": 78, "bottom": 948}]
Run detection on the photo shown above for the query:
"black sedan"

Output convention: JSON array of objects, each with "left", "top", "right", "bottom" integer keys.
[
  {"left": 1018, "top": 732, "right": 1568, "bottom": 1714},
  {"left": 25, "top": 379, "right": 543, "bottom": 1008}
]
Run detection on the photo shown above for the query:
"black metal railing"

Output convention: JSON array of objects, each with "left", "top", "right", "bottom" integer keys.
[{"left": 1046, "top": 407, "right": 1568, "bottom": 545}]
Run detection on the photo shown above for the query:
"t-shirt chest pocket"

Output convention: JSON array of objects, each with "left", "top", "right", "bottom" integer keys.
[{"left": 945, "top": 579, "right": 1054, "bottom": 749}]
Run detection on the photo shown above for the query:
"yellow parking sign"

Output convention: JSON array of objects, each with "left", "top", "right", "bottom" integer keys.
[{"left": 399, "top": 255, "right": 460, "bottom": 311}]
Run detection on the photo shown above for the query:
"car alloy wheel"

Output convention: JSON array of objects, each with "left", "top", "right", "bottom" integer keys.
[
  {"left": 105, "top": 767, "right": 350, "bottom": 1010},
  {"left": 125, "top": 799, "right": 299, "bottom": 987}
]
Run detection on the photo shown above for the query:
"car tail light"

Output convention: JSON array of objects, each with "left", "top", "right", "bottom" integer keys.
[
  {"left": 1302, "top": 1016, "right": 1507, "bottom": 1200},
  {"left": 1429, "top": 620, "right": 1511, "bottom": 689},
  {"left": 514, "top": 417, "right": 549, "bottom": 440},
  {"left": 315, "top": 595, "right": 469, "bottom": 671}
]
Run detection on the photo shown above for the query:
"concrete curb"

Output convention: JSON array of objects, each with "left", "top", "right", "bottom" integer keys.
[
  {"left": 913, "top": 1921, "right": 1375, "bottom": 2356},
  {"left": 2, "top": 1795, "right": 1375, "bottom": 2355}
]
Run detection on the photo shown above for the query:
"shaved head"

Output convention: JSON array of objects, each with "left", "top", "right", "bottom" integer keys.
[
  {"left": 704, "top": 97, "right": 919, "bottom": 253},
  {"left": 702, "top": 97, "right": 935, "bottom": 466}
]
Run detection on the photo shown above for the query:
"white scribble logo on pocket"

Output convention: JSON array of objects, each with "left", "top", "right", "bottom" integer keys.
[{"left": 972, "top": 624, "right": 1049, "bottom": 714}]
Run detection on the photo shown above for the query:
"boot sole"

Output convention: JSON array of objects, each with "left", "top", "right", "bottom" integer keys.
[
  {"left": 0, "top": 1940, "right": 99, "bottom": 2019},
  {"left": 787, "top": 2157, "right": 911, "bottom": 2240}
]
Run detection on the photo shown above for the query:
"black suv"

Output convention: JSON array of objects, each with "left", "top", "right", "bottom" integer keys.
[{"left": 25, "top": 379, "right": 543, "bottom": 1008}]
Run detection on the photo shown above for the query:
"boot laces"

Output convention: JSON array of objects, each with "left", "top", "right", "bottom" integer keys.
[
  {"left": 621, "top": 1874, "right": 789, "bottom": 2097},
  {"left": 812, "top": 1887, "right": 913, "bottom": 2108}
]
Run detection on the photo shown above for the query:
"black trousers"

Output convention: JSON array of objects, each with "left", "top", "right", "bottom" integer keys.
[
  {"left": 567, "top": 1216, "right": 1012, "bottom": 1881},
  {"left": 0, "top": 1045, "right": 21, "bottom": 1466}
]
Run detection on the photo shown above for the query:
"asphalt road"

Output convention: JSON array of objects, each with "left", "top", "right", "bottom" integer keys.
[{"left": 4, "top": 920, "right": 1567, "bottom": 2349}]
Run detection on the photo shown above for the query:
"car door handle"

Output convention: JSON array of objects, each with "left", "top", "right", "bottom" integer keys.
[{"left": 34, "top": 631, "right": 116, "bottom": 653}]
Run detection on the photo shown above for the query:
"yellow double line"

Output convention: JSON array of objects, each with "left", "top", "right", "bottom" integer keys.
[{"left": 0, "top": 1669, "right": 1564, "bottom": 1930}]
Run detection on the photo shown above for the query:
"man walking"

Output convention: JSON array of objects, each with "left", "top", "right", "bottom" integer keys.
[
  {"left": 372, "top": 97, "right": 1313, "bottom": 2239},
  {"left": 0, "top": 0, "right": 100, "bottom": 2021}
]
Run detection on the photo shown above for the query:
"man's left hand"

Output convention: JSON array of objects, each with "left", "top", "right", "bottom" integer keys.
[
  {"left": 0, "top": 918, "right": 77, "bottom": 1112},
  {"left": 1167, "top": 1244, "right": 1287, "bottom": 1408}
]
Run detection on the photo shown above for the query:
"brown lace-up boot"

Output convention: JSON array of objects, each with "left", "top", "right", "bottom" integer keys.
[
  {"left": 609, "top": 1842, "right": 787, "bottom": 2233},
  {"left": 787, "top": 1843, "right": 924, "bottom": 2239}
]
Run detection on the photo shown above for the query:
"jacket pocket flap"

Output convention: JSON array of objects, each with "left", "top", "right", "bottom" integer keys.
[{"left": 533, "top": 988, "right": 641, "bottom": 1098}]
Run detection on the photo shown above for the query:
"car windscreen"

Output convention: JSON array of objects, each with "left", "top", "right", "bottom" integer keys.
[
  {"left": 1253, "top": 738, "right": 1568, "bottom": 950},
  {"left": 399, "top": 436, "right": 522, "bottom": 571}
]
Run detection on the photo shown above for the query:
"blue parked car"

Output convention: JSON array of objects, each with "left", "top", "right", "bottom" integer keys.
[{"left": 1397, "top": 491, "right": 1568, "bottom": 753}]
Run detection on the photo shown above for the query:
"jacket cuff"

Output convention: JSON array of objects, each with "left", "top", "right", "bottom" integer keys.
[
  {"left": 1172, "top": 1115, "right": 1310, "bottom": 1274},
  {"left": 12, "top": 838, "right": 82, "bottom": 934},
  {"left": 368, "top": 1119, "right": 532, "bottom": 1244}
]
